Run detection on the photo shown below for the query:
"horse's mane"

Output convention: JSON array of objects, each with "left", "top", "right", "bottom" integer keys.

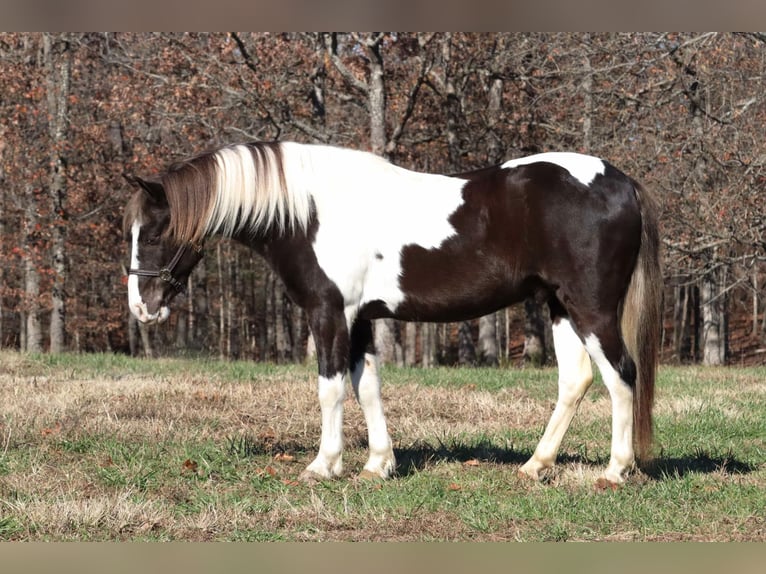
[
  {"left": 122, "top": 187, "right": 149, "bottom": 239},
  {"left": 162, "top": 142, "right": 312, "bottom": 243}
]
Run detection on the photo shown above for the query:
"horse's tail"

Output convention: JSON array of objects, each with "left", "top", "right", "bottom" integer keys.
[{"left": 621, "top": 180, "right": 663, "bottom": 463}]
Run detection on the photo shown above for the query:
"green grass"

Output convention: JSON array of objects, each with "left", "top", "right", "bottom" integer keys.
[{"left": 0, "top": 351, "right": 763, "bottom": 541}]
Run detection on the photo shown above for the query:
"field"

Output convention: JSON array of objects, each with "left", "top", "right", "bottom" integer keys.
[{"left": 0, "top": 350, "right": 763, "bottom": 541}]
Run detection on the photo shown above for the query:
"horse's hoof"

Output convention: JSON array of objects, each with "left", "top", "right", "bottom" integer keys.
[
  {"left": 517, "top": 469, "right": 539, "bottom": 481},
  {"left": 594, "top": 477, "right": 621, "bottom": 492},
  {"left": 298, "top": 469, "right": 328, "bottom": 484},
  {"left": 357, "top": 469, "right": 386, "bottom": 481}
]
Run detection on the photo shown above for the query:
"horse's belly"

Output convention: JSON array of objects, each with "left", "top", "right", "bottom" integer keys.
[{"left": 359, "top": 246, "right": 532, "bottom": 323}]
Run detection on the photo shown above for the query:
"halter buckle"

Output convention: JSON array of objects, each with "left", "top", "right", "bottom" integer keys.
[{"left": 159, "top": 268, "right": 174, "bottom": 283}]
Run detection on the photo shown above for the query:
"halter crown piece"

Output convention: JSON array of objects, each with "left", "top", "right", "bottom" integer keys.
[{"left": 128, "top": 242, "right": 203, "bottom": 294}]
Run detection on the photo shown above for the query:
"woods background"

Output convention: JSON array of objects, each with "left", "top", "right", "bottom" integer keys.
[{"left": 0, "top": 32, "right": 764, "bottom": 367}]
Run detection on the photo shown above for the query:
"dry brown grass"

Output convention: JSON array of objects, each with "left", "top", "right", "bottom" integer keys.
[{"left": 0, "top": 351, "right": 764, "bottom": 541}]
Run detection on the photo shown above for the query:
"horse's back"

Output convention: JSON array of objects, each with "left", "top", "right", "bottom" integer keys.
[{"left": 385, "top": 159, "right": 643, "bottom": 322}]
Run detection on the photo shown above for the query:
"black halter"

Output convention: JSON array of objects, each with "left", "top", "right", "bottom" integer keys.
[{"left": 129, "top": 242, "right": 203, "bottom": 294}]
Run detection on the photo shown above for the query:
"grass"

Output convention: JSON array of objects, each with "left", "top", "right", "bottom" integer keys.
[{"left": 0, "top": 350, "right": 763, "bottom": 541}]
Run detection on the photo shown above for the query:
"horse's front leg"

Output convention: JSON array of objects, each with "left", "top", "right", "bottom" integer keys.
[
  {"left": 300, "top": 305, "right": 349, "bottom": 482},
  {"left": 349, "top": 319, "right": 395, "bottom": 479}
]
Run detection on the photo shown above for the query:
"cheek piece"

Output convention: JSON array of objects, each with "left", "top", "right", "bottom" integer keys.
[{"left": 128, "top": 242, "right": 203, "bottom": 295}]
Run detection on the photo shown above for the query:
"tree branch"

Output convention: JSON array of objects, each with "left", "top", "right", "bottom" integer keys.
[
  {"left": 386, "top": 53, "right": 432, "bottom": 154},
  {"left": 230, "top": 32, "right": 259, "bottom": 75},
  {"left": 325, "top": 33, "right": 369, "bottom": 94}
]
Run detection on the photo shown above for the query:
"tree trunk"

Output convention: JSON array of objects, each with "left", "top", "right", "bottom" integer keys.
[
  {"left": 23, "top": 184, "right": 42, "bottom": 353},
  {"left": 217, "top": 243, "right": 226, "bottom": 360},
  {"left": 43, "top": 33, "right": 72, "bottom": 354},
  {"left": 228, "top": 246, "right": 240, "bottom": 359},
  {"left": 673, "top": 282, "right": 689, "bottom": 362},
  {"left": 139, "top": 322, "right": 153, "bottom": 358},
  {"left": 274, "top": 280, "right": 289, "bottom": 363},
  {"left": 522, "top": 298, "right": 546, "bottom": 366},
  {"left": 363, "top": 33, "right": 398, "bottom": 365},
  {"left": 129, "top": 314, "right": 139, "bottom": 357},
  {"left": 374, "top": 320, "right": 397, "bottom": 365},
  {"left": 0, "top": 137, "right": 5, "bottom": 346},
  {"left": 700, "top": 264, "right": 727, "bottom": 366},
  {"left": 403, "top": 322, "right": 417, "bottom": 366},
  {"left": 438, "top": 34, "right": 478, "bottom": 366},
  {"left": 306, "top": 331, "right": 316, "bottom": 362},
  {"left": 175, "top": 308, "right": 188, "bottom": 349},
  {"left": 581, "top": 35, "right": 594, "bottom": 153},
  {"left": 292, "top": 305, "right": 306, "bottom": 363},
  {"left": 192, "top": 260, "right": 210, "bottom": 350},
  {"left": 478, "top": 316, "right": 498, "bottom": 365},
  {"left": 421, "top": 323, "right": 436, "bottom": 367},
  {"left": 265, "top": 270, "right": 276, "bottom": 361},
  {"left": 475, "top": 56, "right": 506, "bottom": 367},
  {"left": 253, "top": 257, "right": 268, "bottom": 361},
  {"left": 752, "top": 261, "right": 759, "bottom": 338},
  {"left": 457, "top": 321, "right": 476, "bottom": 365}
]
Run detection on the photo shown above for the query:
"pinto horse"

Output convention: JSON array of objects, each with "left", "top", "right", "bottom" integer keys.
[{"left": 123, "top": 141, "right": 662, "bottom": 486}]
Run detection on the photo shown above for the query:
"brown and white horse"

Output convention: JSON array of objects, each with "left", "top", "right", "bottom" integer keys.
[{"left": 123, "top": 141, "right": 662, "bottom": 486}]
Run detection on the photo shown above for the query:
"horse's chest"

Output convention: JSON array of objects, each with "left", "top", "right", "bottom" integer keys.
[{"left": 311, "top": 211, "right": 462, "bottom": 313}]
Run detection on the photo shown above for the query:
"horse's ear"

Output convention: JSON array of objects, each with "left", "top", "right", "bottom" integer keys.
[{"left": 123, "top": 173, "right": 167, "bottom": 205}]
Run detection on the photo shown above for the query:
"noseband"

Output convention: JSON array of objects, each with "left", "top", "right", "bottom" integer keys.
[{"left": 129, "top": 242, "right": 203, "bottom": 294}]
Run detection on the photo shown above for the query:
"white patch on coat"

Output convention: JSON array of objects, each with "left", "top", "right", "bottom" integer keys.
[
  {"left": 503, "top": 152, "right": 605, "bottom": 187},
  {"left": 520, "top": 318, "right": 594, "bottom": 479},
  {"left": 127, "top": 219, "right": 147, "bottom": 321},
  {"left": 303, "top": 372, "right": 346, "bottom": 479},
  {"left": 583, "top": 333, "right": 635, "bottom": 483},
  {"left": 128, "top": 218, "right": 169, "bottom": 324},
  {"left": 351, "top": 352, "right": 395, "bottom": 478},
  {"left": 279, "top": 143, "right": 466, "bottom": 317},
  {"left": 205, "top": 144, "right": 312, "bottom": 238}
]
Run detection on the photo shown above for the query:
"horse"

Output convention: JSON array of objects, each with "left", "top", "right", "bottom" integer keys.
[{"left": 122, "top": 141, "right": 662, "bottom": 486}]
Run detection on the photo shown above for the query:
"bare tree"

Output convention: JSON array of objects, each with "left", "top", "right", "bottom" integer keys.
[
  {"left": 43, "top": 33, "right": 72, "bottom": 353},
  {"left": 325, "top": 32, "right": 433, "bottom": 365}
]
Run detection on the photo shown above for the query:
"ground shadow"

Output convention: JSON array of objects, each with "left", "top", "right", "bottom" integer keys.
[
  {"left": 228, "top": 434, "right": 759, "bottom": 481},
  {"left": 642, "top": 449, "right": 757, "bottom": 479},
  {"left": 394, "top": 438, "right": 530, "bottom": 477},
  {"left": 394, "top": 440, "right": 759, "bottom": 480}
]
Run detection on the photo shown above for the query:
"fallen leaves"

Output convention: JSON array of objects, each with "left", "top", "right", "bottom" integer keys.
[
  {"left": 273, "top": 452, "right": 295, "bottom": 462},
  {"left": 40, "top": 422, "right": 62, "bottom": 437},
  {"left": 594, "top": 478, "right": 620, "bottom": 492},
  {"left": 255, "top": 453, "right": 301, "bottom": 486},
  {"left": 181, "top": 458, "right": 199, "bottom": 476}
]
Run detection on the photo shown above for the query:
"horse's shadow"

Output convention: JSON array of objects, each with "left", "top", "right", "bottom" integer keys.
[
  {"left": 642, "top": 449, "right": 757, "bottom": 480},
  {"left": 393, "top": 437, "right": 531, "bottom": 477},
  {"left": 393, "top": 439, "right": 758, "bottom": 480},
  {"left": 229, "top": 434, "right": 758, "bottom": 481}
]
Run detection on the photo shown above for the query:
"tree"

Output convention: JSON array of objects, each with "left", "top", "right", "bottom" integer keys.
[
  {"left": 43, "top": 32, "right": 72, "bottom": 353},
  {"left": 1, "top": 32, "right": 764, "bottom": 366},
  {"left": 324, "top": 32, "right": 434, "bottom": 365}
]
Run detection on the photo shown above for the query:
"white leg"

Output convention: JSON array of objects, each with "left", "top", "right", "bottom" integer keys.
[
  {"left": 301, "top": 373, "right": 346, "bottom": 480},
  {"left": 351, "top": 353, "right": 395, "bottom": 478},
  {"left": 520, "top": 318, "right": 593, "bottom": 480},
  {"left": 584, "top": 334, "right": 635, "bottom": 484}
]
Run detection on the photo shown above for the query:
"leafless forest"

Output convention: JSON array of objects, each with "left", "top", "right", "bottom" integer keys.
[{"left": 1, "top": 32, "right": 764, "bottom": 366}]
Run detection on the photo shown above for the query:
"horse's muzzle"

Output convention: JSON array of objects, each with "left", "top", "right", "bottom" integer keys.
[{"left": 130, "top": 301, "right": 170, "bottom": 325}]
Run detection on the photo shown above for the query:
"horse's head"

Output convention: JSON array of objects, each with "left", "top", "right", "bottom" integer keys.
[{"left": 123, "top": 174, "right": 203, "bottom": 324}]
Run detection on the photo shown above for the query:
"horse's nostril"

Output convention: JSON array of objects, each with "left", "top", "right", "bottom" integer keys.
[{"left": 131, "top": 302, "right": 150, "bottom": 322}]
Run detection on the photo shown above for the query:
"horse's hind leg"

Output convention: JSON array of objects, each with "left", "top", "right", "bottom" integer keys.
[
  {"left": 582, "top": 325, "right": 636, "bottom": 485},
  {"left": 519, "top": 316, "right": 593, "bottom": 481},
  {"left": 349, "top": 319, "right": 395, "bottom": 479}
]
